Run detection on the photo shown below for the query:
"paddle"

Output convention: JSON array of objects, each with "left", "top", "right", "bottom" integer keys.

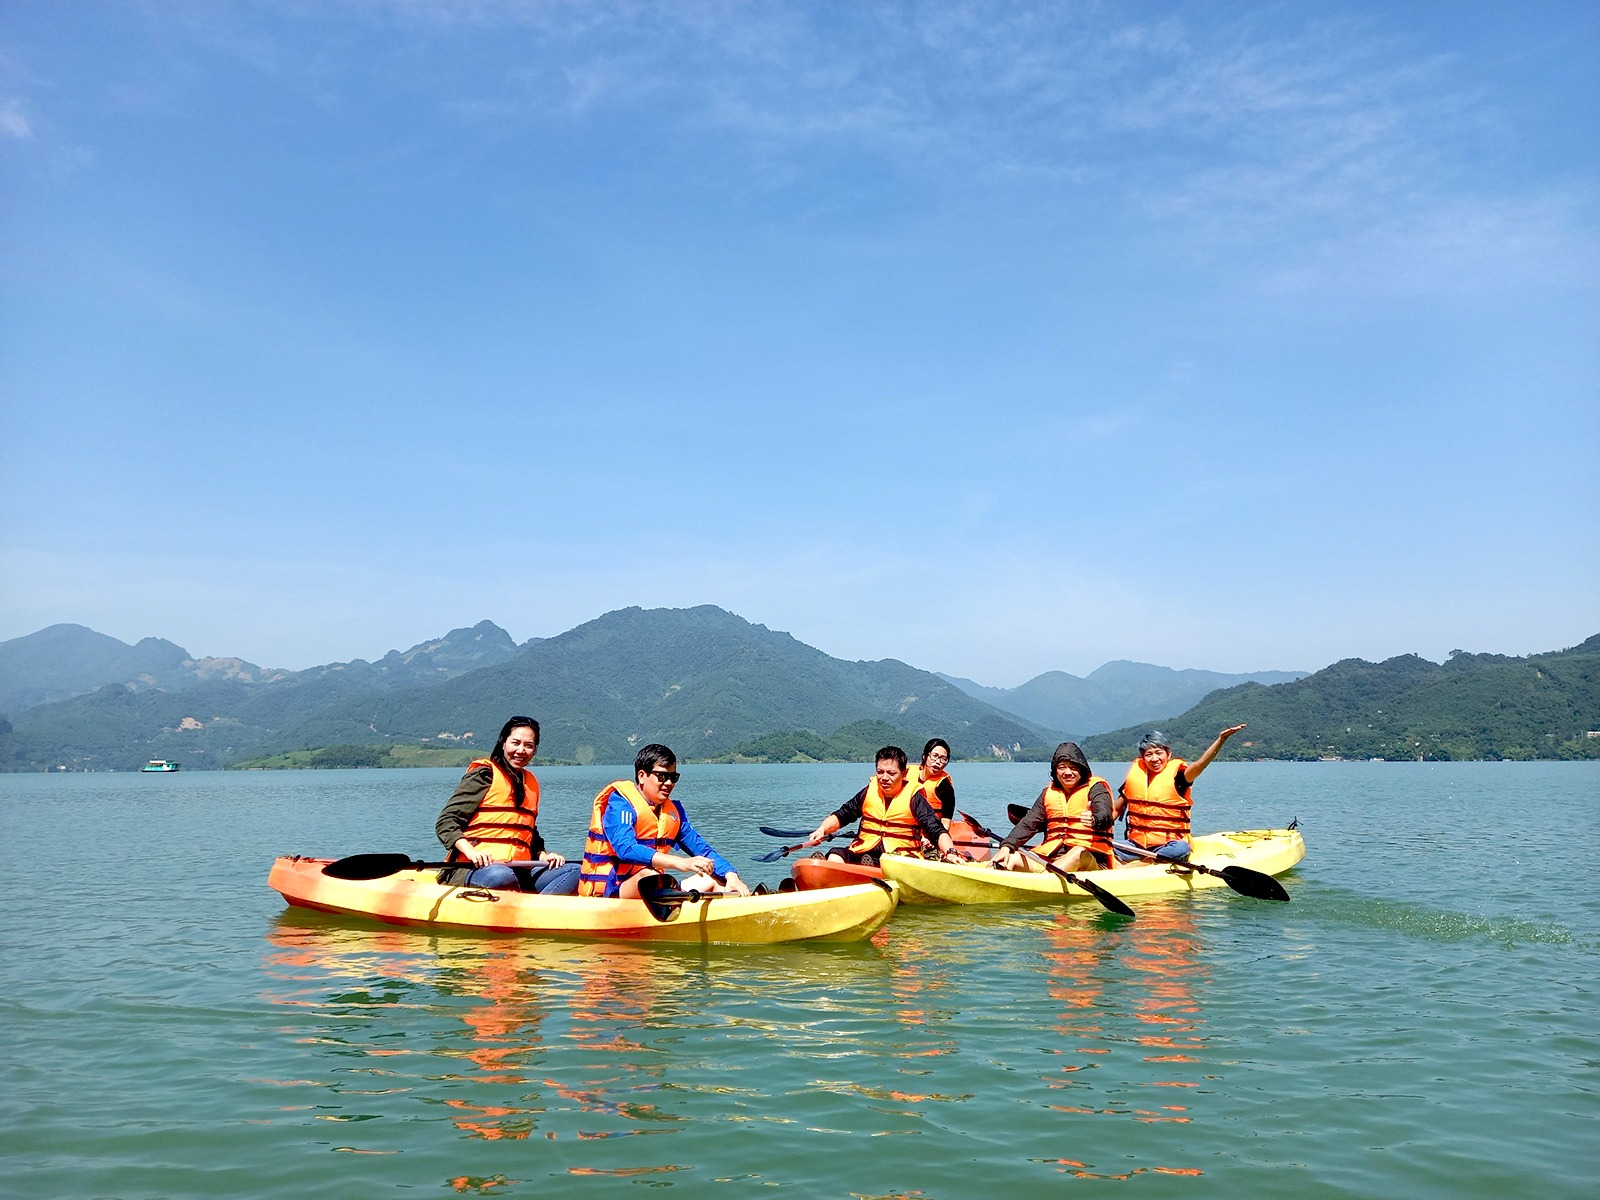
[
  {"left": 753, "top": 829, "right": 854, "bottom": 863},
  {"left": 321, "top": 853, "right": 541, "bottom": 881},
  {"left": 320, "top": 853, "right": 737, "bottom": 924},
  {"left": 759, "top": 824, "right": 857, "bottom": 839},
  {"left": 1112, "top": 839, "right": 1290, "bottom": 902},
  {"left": 1007, "top": 800, "right": 1290, "bottom": 901},
  {"left": 636, "top": 872, "right": 740, "bottom": 922},
  {"left": 958, "top": 811, "right": 1134, "bottom": 919}
]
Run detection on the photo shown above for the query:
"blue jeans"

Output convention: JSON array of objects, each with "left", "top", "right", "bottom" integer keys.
[
  {"left": 465, "top": 862, "right": 580, "bottom": 894},
  {"left": 1113, "top": 838, "right": 1191, "bottom": 863}
]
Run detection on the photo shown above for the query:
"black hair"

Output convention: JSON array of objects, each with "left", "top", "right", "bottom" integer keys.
[
  {"left": 875, "top": 745, "right": 908, "bottom": 772},
  {"left": 921, "top": 738, "right": 951, "bottom": 763},
  {"left": 634, "top": 743, "right": 677, "bottom": 778},
  {"left": 490, "top": 715, "right": 540, "bottom": 808}
]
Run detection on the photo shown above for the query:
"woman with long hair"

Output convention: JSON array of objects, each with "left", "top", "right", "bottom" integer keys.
[{"left": 434, "top": 715, "right": 579, "bottom": 893}]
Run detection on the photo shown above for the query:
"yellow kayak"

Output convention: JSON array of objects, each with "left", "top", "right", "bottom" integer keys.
[
  {"left": 880, "top": 829, "right": 1305, "bottom": 905},
  {"left": 269, "top": 855, "right": 899, "bottom": 945}
]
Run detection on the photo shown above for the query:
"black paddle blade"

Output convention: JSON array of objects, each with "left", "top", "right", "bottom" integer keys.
[
  {"left": 1007, "top": 803, "right": 1028, "bottom": 825},
  {"left": 758, "top": 826, "right": 813, "bottom": 839},
  {"left": 1218, "top": 864, "right": 1291, "bottom": 902},
  {"left": 1074, "top": 876, "right": 1136, "bottom": 918},
  {"left": 321, "top": 853, "right": 422, "bottom": 880},
  {"left": 636, "top": 874, "right": 706, "bottom": 922},
  {"left": 1046, "top": 865, "right": 1134, "bottom": 918},
  {"left": 753, "top": 848, "right": 788, "bottom": 863},
  {"left": 958, "top": 811, "right": 1000, "bottom": 842}
]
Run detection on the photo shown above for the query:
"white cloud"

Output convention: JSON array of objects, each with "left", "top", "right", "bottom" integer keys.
[{"left": 0, "top": 98, "right": 32, "bottom": 138}]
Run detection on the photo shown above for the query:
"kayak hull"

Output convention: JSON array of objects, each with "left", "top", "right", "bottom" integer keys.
[
  {"left": 269, "top": 856, "right": 898, "bottom": 944},
  {"left": 791, "top": 816, "right": 994, "bottom": 890},
  {"left": 791, "top": 856, "right": 885, "bottom": 891},
  {"left": 881, "top": 829, "right": 1305, "bottom": 905}
]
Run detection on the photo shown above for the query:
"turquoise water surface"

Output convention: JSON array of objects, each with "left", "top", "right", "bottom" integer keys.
[{"left": 2, "top": 762, "right": 1595, "bottom": 1198}]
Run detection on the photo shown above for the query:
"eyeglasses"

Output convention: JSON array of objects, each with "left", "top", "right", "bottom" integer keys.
[{"left": 645, "top": 769, "right": 681, "bottom": 784}]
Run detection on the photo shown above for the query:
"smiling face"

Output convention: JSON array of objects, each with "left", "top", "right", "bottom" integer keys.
[
  {"left": 503, "top": 725, "right": 538, "bottom": 770},
  {"left": 637, "top": 762, "right": 679, "bottom": 806},
  {"left": 876, "top": 758, "right": 907, "bottom": 796},
  {"left": 1053, "top": 760, "right": 1084, "bottom": 791},
  {"left": 1140, "top": 744, "right": 1171, "bottom": 773}
]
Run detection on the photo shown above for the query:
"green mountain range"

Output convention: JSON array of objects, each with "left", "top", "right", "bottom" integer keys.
[
  {"left": 0, "top": 607, "right": 1056, "bottom": 771},
  {"left": 1081, "top": 636, "right": 1600, "bottom": 762},
  {"left": 3, "top": 610, "right": 1593, "bottom": 770}
]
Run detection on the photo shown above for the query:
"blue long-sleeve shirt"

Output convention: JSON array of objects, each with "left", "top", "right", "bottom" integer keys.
[{"left": 600, "top": 790, "right": 736, "bottom": 879}]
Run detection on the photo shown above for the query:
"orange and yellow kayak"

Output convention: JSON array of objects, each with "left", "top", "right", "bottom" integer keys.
[
  {"left": 791, "top": 817, "right": 993, "bottom": 890},
  {"left": 269, "top": 855, "right": 898, "bottom": 945},
  {"left": 791, "top": 856, "right": 884, "bottom": 891}
]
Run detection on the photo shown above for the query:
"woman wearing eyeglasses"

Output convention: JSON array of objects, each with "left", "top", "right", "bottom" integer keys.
[
  {"left": 434, "top": 715, "right": 580, "bottom": 894},
  {"left": 577, "top": 742, "right": 751, "bottom": 898},
  {"left": 904, "top": 737, "right": 957, "bottom": 825}
]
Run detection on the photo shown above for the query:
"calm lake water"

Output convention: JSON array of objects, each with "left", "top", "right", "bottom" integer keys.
[{"left": 2, "top": 761, "right": 1595, "bottom": 1198}]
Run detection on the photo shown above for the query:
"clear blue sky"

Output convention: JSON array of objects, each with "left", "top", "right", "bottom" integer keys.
[{"left": 2, "top": 1, "right": 1596, "bottom": 684}]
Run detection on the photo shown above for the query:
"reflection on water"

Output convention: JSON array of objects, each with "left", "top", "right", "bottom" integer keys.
[
  {"left": 1034, "top": 901, "right": 1207, "bottom": 1179},
  {"left": 263, "top": 909, "right": 950, "bottom": 1185}
]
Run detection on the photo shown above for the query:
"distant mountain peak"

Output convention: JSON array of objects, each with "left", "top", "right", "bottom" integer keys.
[{"left": 941, "top": 660, "right": 1310, "bottom": 737}]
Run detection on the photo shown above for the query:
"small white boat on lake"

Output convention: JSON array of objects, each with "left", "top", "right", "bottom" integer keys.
[{"left": 140, "top": 759, "right": 181, "bottom": 773}]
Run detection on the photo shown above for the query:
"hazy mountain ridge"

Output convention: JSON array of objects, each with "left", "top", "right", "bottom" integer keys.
[
  {"left": 291, "top": 606, "right": 1058, "bottom": 767},
  {"left": 0, "top": 619, "right": 525, "bottom": 716},
  {"left": 4, "top": 614, "right": 1588, "bottom": 769},
  {"left": 0, "top": 607, "right": 1057, "bottom": 770},
  {"left": 0, "top": 624, "right": 290, "bottom": 713},
  {"left": 938, "top": 661, "right": 1308, "bottom": 737},
  {"left": 1081, "top": 635, "right": 1600, "bottom": 762}
]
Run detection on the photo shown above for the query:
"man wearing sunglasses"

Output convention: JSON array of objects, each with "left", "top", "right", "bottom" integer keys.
[{"left": 577, "top": 743, "right": 751, "bottom": 898}]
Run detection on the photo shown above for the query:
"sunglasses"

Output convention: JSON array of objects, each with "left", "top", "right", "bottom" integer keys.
[{"left": 645, "top": 769, "right": 681, "bottom": 784}]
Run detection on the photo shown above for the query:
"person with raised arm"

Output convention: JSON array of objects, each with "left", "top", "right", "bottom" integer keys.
[{"left": 1116, "top": 724, "right": 1247, "bottom": 861}]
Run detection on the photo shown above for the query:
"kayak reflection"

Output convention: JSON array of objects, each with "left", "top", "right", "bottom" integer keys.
[{"left": 1036, "top": 901, "right": 1207, "bottom": 1177}]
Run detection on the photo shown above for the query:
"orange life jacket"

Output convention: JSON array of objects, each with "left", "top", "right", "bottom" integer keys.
[
  {"left": 1121, "top": 757, "right": 1191, "bottom": 848},
  {"left": 1037, "top": 777, "right": 1114, "bottom": 862},
  {"left": 905, "top": 764, "right": 952, "bottom": 817},
  {"left": 849, "top": 777, "right": 924, "bottom": 856},
  {"left": 451, "top": 759, "right": 540, "bottom": 863},
  {"left": 578, "top": 780, "right": 683, "bottom": 897}
]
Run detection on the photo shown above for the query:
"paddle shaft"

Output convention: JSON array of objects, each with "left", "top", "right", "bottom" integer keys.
[
  {"left": 958, "top": 811, "right": 1134, "bottom": 918},
  {"left": 321, "top": 853, "right": 545, "bottom": 880},
  {"left": 999, "top": 805, "right": 1288, "bottom": 902},
  {"left": 1111, "top": 838, "right": 1290, "bottom": 902},
  {"left": 759, "top": 825, "right": 856, "bottom": 841},
  {"left": 754, "top": 828, "right": 855, "bottom": 863}
]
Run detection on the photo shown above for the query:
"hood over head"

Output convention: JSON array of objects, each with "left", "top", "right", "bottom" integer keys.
[{"left": 1049, "top": 741, "right": 1092, "bottom": 784}]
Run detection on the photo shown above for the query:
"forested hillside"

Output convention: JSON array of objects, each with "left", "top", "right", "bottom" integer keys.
[
  {"left": 1082, "top": 636, "right": 1600, "bottom": 761},
  {"left": 0, "top": 607, "right": 1054, "bottom": 770},
  {"left": 4, "top": 611, "right": 1590, "bottom": 769}
]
